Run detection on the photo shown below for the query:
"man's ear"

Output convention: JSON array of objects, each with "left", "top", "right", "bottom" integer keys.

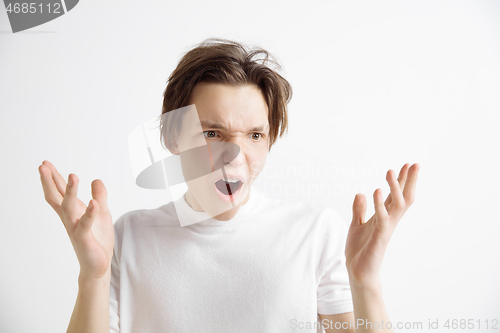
[
  {"left": 166, "top": 133, "right": 180, "bottom": 155},
  {"left": 168, "top": 145, "right": 179, "bottom": 155}
]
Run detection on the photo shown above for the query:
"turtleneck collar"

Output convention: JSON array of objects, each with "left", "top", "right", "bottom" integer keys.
[{"left": 173, "top": 187, "right": 261, "bottom": 227}]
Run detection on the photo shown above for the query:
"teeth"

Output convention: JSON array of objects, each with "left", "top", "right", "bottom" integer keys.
[{"left": 222, "top": 178, "right": 240, "bottom": 183}]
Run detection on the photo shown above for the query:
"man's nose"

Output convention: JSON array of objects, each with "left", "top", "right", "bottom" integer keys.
[{"left": 221, "top": 139, "right": 245, "bottom": 166}]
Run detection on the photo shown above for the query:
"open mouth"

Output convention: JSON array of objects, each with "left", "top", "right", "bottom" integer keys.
[{"left": 214, "top": 179, "right": 243, "bottom": 196}]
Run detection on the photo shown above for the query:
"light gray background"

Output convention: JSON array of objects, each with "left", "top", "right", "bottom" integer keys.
[{"left": 1, "top": 0, "right": 499, "bottom": 332}]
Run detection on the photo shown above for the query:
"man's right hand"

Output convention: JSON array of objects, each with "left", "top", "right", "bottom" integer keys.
[{"left": 39, "top": 160, "right": 115, "bottom": 280}]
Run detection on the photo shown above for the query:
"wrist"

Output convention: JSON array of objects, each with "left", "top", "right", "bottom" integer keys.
[
  {"left": 78, "top": 270, "right": 111, "bottom": 289},
  {"left": 348, "top": 272, "right": 383, "bottom": 293}
]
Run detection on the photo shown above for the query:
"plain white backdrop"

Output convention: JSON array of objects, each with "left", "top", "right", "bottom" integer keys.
[{"left": 1, "top": 0, "right": 499, "bottom": 332}]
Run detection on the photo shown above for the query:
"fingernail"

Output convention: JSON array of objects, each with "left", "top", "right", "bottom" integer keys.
[
  {"left": 88, "top": 201, "right": 93, "bottom": 210},
  {"left": 68, "top": 177, "right": 73, "bottom": 187}
]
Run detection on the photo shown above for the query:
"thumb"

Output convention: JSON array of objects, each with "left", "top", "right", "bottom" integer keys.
[
  {"left": 77, "top": 199, "right": 98, "bottom": 233},
  {"left": 350, "top": 193, "right": 366, "bottom": 229}
]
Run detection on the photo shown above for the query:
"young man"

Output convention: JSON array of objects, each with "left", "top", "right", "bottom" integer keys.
[{"left": 39, "top": 38, "right": 420, "bottom": 332}]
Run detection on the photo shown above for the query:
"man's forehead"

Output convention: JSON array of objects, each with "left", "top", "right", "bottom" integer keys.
[
  {"left": 179, "top": 104, "right": 269, "bottom": 132},
  {"left": 198, "top": 119, "right": 269, "bottom": 132}
]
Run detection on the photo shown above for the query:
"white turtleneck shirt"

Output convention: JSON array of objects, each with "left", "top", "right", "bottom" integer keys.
[{"left": 109, "top": 187, "right": 353, "bottom": 333}]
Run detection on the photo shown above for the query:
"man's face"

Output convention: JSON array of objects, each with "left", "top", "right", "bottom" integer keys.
[{"left": 174, "top": 82, "right": 270, "bottom": 221}]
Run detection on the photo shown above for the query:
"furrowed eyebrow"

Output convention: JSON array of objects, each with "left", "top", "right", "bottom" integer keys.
[
  {"left": 199, "top": 120, "right": 269, "bottom": 132},
  {"left": 199, "top": 120, "right": 225, "bottom": 130}
]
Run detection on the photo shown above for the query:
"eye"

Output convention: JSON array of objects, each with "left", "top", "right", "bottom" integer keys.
[
  {"left": 203, "top": 130, "right": 219, "bottom": 139},
  {"left": 250, "top": 133, "right": 264, "bottom": 141}
]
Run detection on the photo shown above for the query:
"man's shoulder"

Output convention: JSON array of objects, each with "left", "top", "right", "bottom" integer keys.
[
  {"left": 113, "top": 201, "right": 179, "bottom": 231},
  {"left": 257, "top": 190, "right": 343, "bottom": 227}
]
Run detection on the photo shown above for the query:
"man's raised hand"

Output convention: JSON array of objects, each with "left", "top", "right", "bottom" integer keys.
[
  {"left": 39, "top": 160, "right": 115, "bottom": 280},
  {"left": 344, "top": 163, "right": 420, "bottom": 286}
]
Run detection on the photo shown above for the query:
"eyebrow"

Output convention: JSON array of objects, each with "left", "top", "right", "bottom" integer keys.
[{"left": 199, "top": 120, "right": 269, "bottom": 132}]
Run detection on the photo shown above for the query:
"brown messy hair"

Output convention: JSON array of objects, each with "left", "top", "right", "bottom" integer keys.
[{"left": 158, "top": 38, "right": 292, "bottom": 152}]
